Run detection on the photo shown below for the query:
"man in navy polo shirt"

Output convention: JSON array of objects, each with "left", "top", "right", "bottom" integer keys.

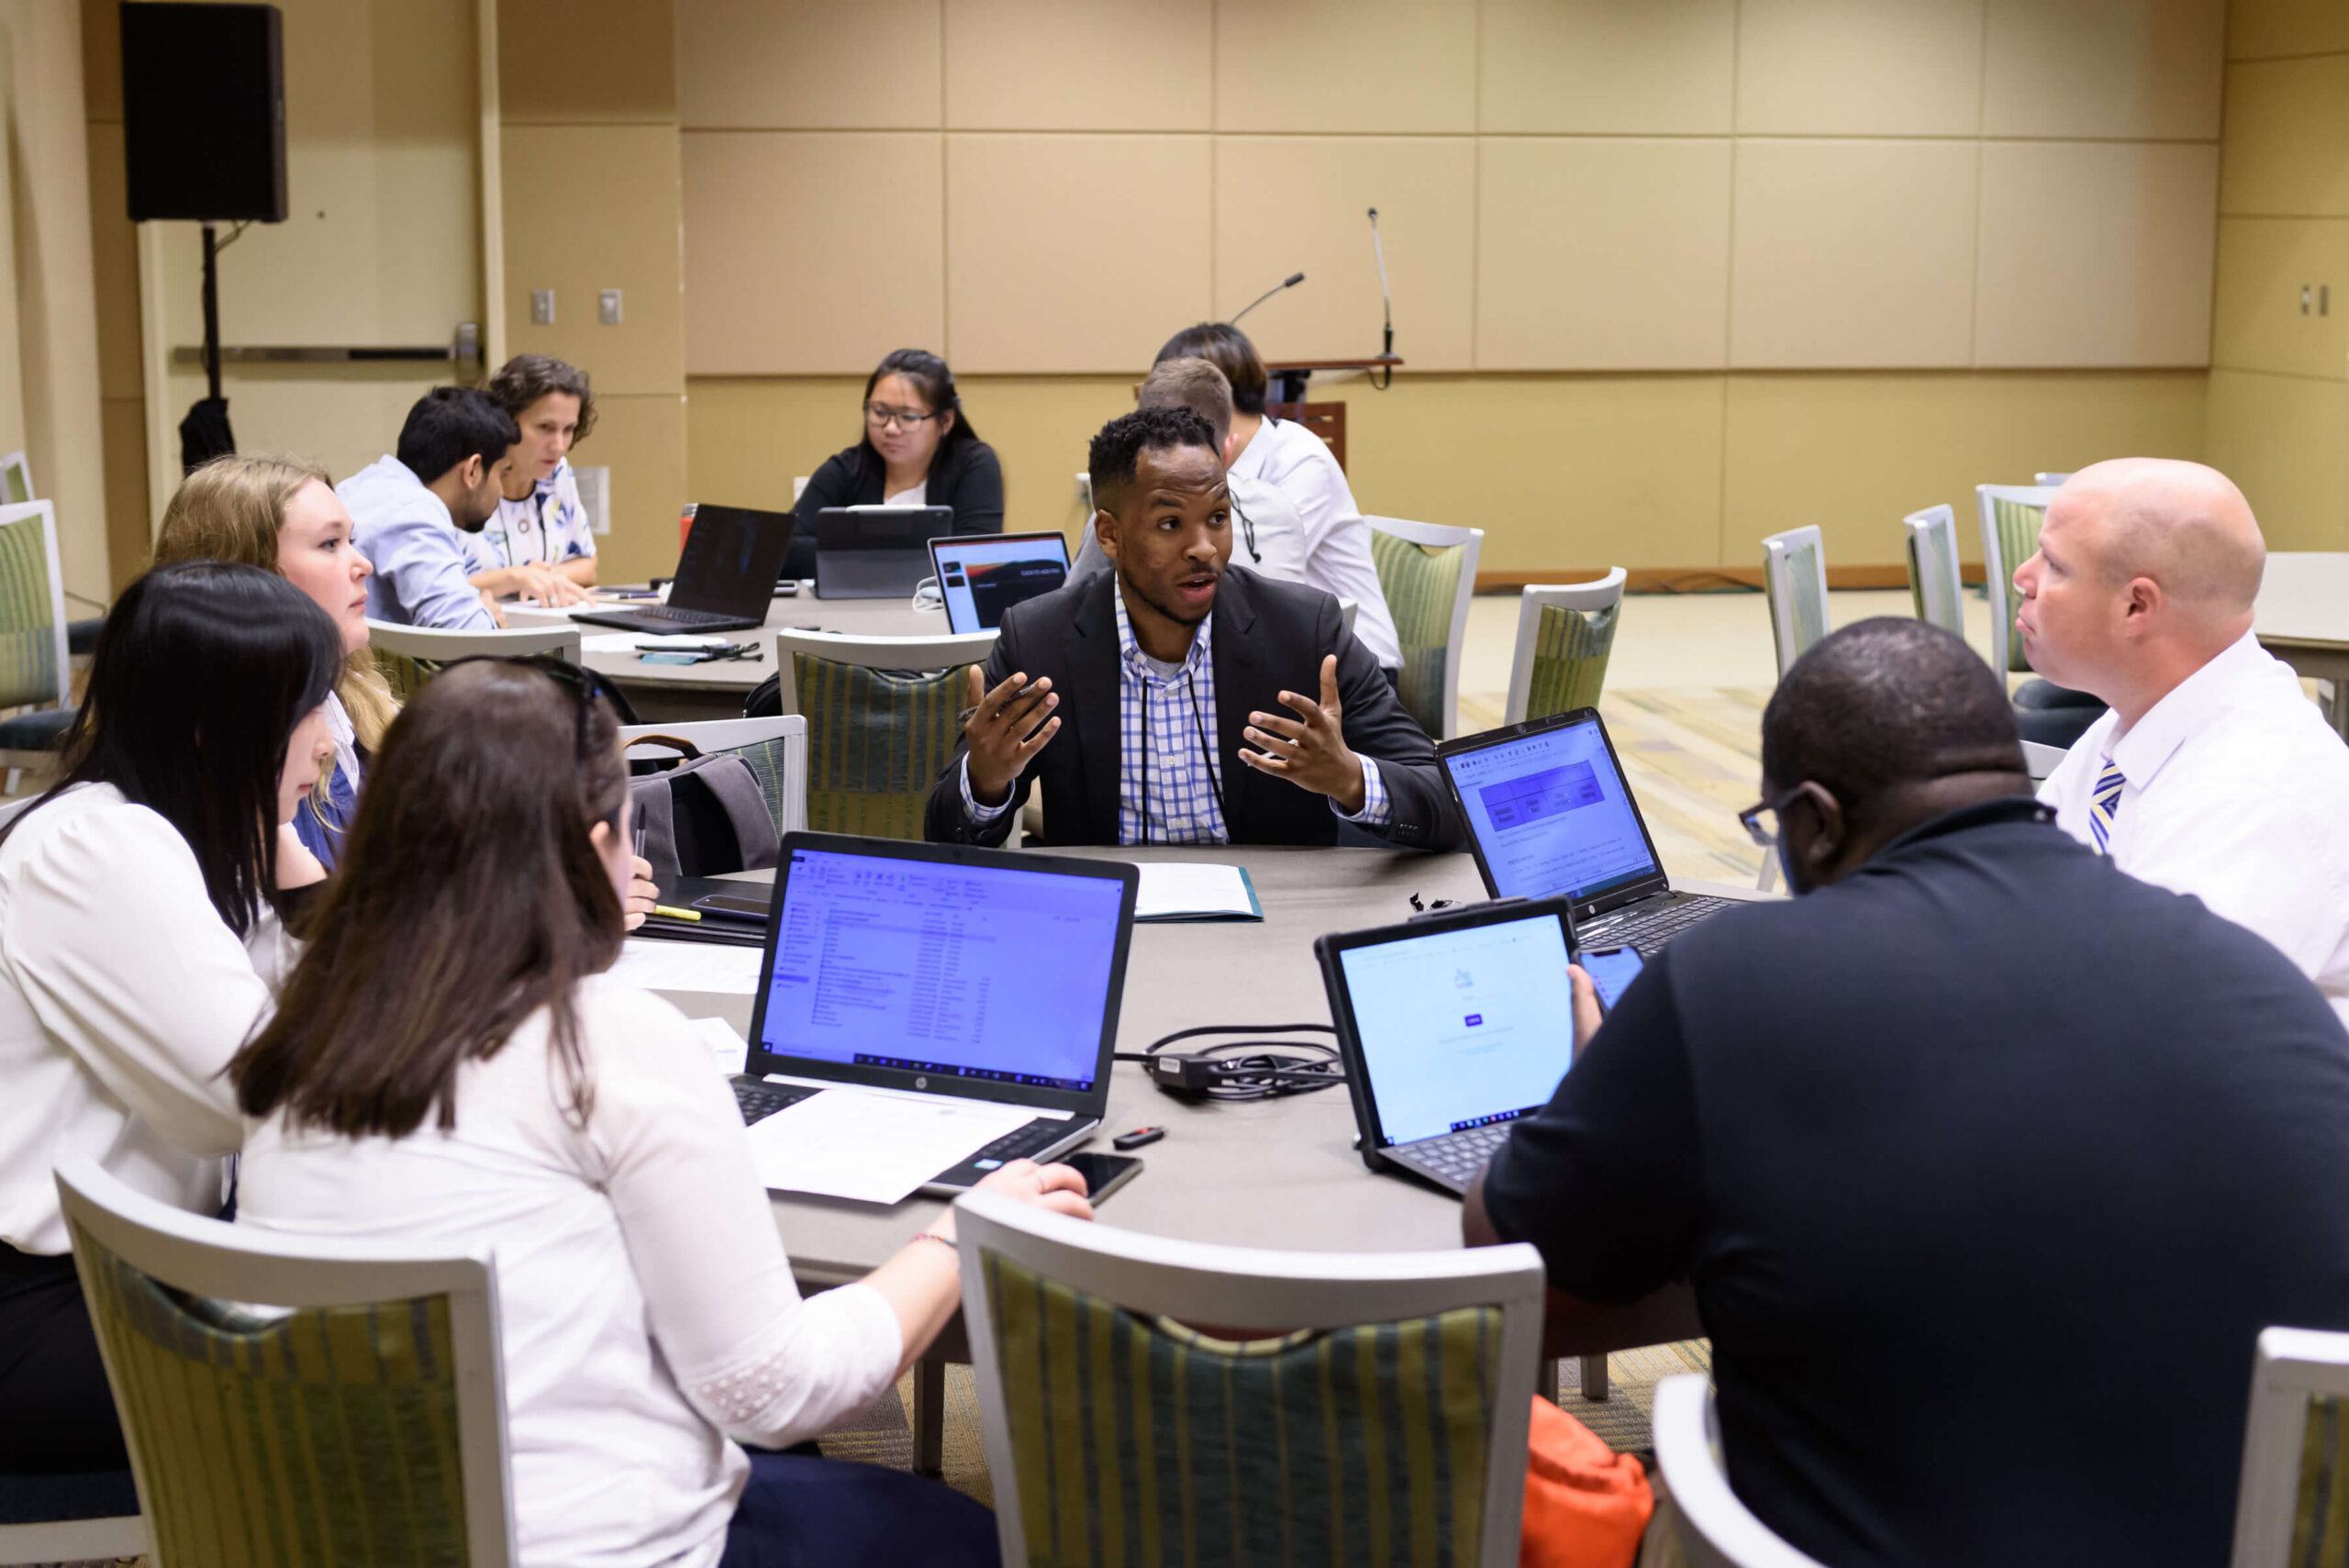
[{"left": 1469, "top": 617, "right": 2349, "bottom": 1568}]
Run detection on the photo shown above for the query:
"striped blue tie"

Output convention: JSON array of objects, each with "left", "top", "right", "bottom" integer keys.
[{"left": 2087, "top": 760, "right": 2126, "bottom": 854}]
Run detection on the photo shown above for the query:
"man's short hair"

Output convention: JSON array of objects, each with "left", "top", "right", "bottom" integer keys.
[
  {"left": 395, "top": 387, "right": 519, "bottom": 485},
  {"left": 1762, "top": 617, "right": 2025, "bottom": 810},
  {"left": 1138, "top": 358, "right": 1233, "bottom": 449},
  {"left": 1087, "top": 407, "right": 1219, "bottom": 511},
  {"left": 1153, "top": 323, "right": 1267, "bottom": 416}
]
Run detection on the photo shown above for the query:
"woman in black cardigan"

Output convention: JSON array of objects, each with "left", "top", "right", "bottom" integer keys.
[{"left": 785, "top": 349, "right": 1004, "bottom": 580}]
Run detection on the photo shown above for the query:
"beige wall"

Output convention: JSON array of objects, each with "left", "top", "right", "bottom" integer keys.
[
  {"left": 677, "top": 0, "right": 2221, "bottom": 378},
  {"left": 2203, "top": 0, "right": 2349, "bottom": 550}
]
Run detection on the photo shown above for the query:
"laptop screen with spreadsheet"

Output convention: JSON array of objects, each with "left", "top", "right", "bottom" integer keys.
[{"left": 1440, "top": 709, "right": 1667, "bottom": 909}]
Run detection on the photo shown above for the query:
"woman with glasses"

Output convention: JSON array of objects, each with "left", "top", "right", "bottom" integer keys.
[
  {"left": 234, "top": 659, "right": 1086, "bottom": 1567},
  {"left": 0, "top": 562, "right": 340, "bottom": 1480},
  {"left": 785, "top": 348, "right": 1003, "bottom": 581}
]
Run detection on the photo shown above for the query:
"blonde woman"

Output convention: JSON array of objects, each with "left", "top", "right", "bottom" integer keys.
[{"left": 153, "top": 457, "right": 395, "bottom": 869}]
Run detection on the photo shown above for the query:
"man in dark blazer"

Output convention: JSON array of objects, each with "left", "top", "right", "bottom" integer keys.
[{"left": 924, "top": 408, "right": 1463, "bottom": 851}]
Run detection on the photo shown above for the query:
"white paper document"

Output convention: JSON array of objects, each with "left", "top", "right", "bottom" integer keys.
[
  {"left": 743, "top": 1087, "right": 1033, "bottom": 1204},
  {"left": 609, "top": 939, "right": 765, "bottom": 995},
  {"left": 580, "top": 631, "right": 730, "bottom": 653},
  {"left": 1131, "top": 861, "right": 1263, "bottom": 921},
  {"left": 689, "top": 1016, "right": 749, "bottom": 1076}
]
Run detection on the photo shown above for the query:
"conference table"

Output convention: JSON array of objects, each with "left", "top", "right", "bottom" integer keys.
[
  {"left": 2253, "top": 552, "right": 2349, "bottom": 737},
  {"left": 643, "top": 842, "right": 1753, "bottom": 1469},
  {"left": 507, "top": 584, "right": 961, "bottom": 723}
]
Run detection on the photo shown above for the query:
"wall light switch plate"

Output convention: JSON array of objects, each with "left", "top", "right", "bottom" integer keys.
[
  {"left": 599, "top": 288, "right": 623, "bottom": 326},
  {"left": 530, "top": 289, "right": 554, "bottom": 325}
]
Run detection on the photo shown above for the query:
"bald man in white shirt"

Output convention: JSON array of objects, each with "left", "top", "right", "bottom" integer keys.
[{"left": 2018, "top": 458, "right": 2349, "bottom": 1026}]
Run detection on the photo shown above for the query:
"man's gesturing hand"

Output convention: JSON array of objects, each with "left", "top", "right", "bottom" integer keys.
[
  {"left": 963, "top": 665, "right": 1060, "bottom": 806},
  {"left": 1241, "top": 654, "right": 1366, "bottom": 813}
]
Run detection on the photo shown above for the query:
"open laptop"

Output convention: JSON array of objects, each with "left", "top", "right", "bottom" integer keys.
[
  {"left": 1438, "top": 706, "right": 1740, "bottom": 955},
  {"left": 814, "top": 506, "right": 952, "bottom": 600},
  {"left": 575, "top": 503, "right": 793, "bottom": 634},
  {"left": 735, "top": 833, "right": 1139, "bottom": 1195},
  {"left": 1314, "top": 899, "right": 1580, "bottom": 1195},
  {"left": 930, "top": 531, "right": 1071, "bottom": 632}
]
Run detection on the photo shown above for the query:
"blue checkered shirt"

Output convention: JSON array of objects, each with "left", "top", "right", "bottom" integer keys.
[{"left": 960, "top": 591, "right": 1389, "bottom": 842}]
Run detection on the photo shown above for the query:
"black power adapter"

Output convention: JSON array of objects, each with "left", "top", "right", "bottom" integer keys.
[{"left": 1119, "top": 1024, "right": 1346, "bottom": 1103}]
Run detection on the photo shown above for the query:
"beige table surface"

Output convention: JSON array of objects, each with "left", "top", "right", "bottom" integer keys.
[
  {"left": 2253, "top": 553, "right": 2349, "bottom": 735},
  {"left": 648, "top": 844, "right": 1764, "bottom": 1355}
]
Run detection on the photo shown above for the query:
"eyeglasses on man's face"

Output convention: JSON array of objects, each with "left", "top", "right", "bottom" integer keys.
[
  {"left": 863, "top": 403, "right": 938, "bottom": 431},
  {"left": 1737, "top": 783, "right": 1804, "bottom": 849}
]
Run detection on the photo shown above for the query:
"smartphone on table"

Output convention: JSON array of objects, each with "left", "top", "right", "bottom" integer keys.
[
  {"left": 1059, "top": 1151, "right": 1142, "bottom": 1204},
  {"left": 1575, "top": 945, "right": 1646, "bottom": 1014}
]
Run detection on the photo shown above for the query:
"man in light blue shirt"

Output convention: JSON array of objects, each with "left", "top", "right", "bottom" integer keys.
[{"left": 344, "top": 387, "right": 519, "bottom": 629}]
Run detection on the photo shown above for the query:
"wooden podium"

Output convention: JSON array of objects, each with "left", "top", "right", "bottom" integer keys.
[{"left": 1262, "top": 357, "right": 1401, "bottom": 473}]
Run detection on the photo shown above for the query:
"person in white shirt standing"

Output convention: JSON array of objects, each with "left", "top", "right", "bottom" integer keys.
[
  {"left": 471, "top": 353, "right": 598, "bottom": 606},
  {"left": 2019, "top": 457, "right": 2349, "bottom": 1027},
  {"left": 234, "top": 660, "right": 1093, "bottom": 1568},
  {"left": 1152, "top": 323, "right": 1404, "bottom": 673},
  {"left": 0, "top": 562, "right": 340, "bottom": 1479}
]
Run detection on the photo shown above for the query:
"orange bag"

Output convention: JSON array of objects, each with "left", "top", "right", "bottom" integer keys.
[{"left": 1520, "top": 1394, "right": 1654, "bottom": 1568}]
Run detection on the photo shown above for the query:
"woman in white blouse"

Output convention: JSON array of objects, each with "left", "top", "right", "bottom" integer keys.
[
  {"left": 0, "top": 561, "right": 341, "bottom": 1477},
  {"left": 233, "top": 660, "right": 1090, "bottom": 1568}
]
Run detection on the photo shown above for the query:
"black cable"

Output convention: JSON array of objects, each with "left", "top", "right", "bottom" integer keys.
[{"left": 1118, "top": 1022, "right": 1343, "bottom": 1102}]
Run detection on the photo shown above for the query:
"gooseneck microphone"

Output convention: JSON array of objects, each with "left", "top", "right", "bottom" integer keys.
[
  {"left": 1367, "top": 207, "right": 1394, "bottom": 388},
  {"left": 1229, "top": 272, "right": 1306, "bottom": 327}
]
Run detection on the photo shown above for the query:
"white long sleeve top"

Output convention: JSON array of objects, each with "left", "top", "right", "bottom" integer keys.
[
  {"left": 0, "top": 784, "right": 280, "bottom": 1254},
  {"left": 237, "top": 976, "right": 904, "bottom": 1568},
  {"left": 2040, "top": 628, "right": 2349, "bottom": 1029},
  {"left": 1228, "top": 415, "right": 1405, "bottom": 670}
]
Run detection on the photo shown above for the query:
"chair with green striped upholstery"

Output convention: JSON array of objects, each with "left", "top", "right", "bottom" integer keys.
[
  {"left": 1365, "top": 517, "right": 1483, "bottom": 740},
  {"left": 774, "top": 628, "right": 997, "bottom": 840},
  {"left": 0, "top": 500, "right": 73, "bottom": 795},
  {"left": 2231, "top": 1326, "right": 2349, "bottom": 1568},
  {"left": 1761, "top": 526, "right": 1830, "bottom": 681},
  {"left": 1974, "top": 485, "right": 2057, "bottom": 677},
  {"left": 619, "top": 716, "right": 809, "bottom": 839},
  {"left": 1902, "top": 505, "right": 1965, "bottom": 639},
  {"left": 54, "top": 1158, "right": 516, "bottom": 1568},
  {"left": 1504, "top": 569, "right": 1625, "bottom": 726},
  {"left": 366, "top": 619, "right": 583, "bottom": 703},
  {"left": 955, "top": 1188, "right": 1545, "bottom": 1568}
]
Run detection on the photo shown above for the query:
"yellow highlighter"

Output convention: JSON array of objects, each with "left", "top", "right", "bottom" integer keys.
[{"left": 651, "top": 904, "right": 702, "bottom": 923}]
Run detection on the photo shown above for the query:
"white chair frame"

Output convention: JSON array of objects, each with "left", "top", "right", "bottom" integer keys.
[
  {"left": 1364, "top": 515, "right": 1484, "bottom": 740},
  {"left": 51, "top": 1159, "right": 517, "bottom": 1567},
  {"left": 1653, "top": 1374, "right": 1830, "bottom": 1568},
  {"left": 619, "top": 714, "right": 809, "bottom": 835},
  {"left": 2232, "top": 1326, "right": 2349, "bottom": 1567},
  {"left": 953, "top": 1189, "right": 1545, "bottom": 1568},
  {"left": 2021, "top": 739, "right": 2067, "bottom": 782},
  {"left": 1901, "top": 505, "right": 1965, "bottom": 639},
  {"left": 2033, "top": 472, "right": 2074, "bottom": 488},
  {"left": 1975, "top": 485, "right": 2059, "bottom": 676},
  {"left": 769, "top": 628, "right": 998, "bottom": 717},
  {"left": 365, "top": 617, "right": 583, "bottom": 666},
  {"left": 1760, "top": 525, "right": 1829, "bottom": 679},
  {"left": 0, "top": 501, "right": 72, "bottom": 796},
  {"left": 1504, "top": 568, "right": 1627, "bottom": 726}
]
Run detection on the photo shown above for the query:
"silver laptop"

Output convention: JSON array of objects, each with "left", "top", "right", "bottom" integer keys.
[
  {"left": 736, "top": 832, "right": 1138, "bottom": 1195},
  {"left": 929, "top": 531, "right": 1071, "bottom": 632}
]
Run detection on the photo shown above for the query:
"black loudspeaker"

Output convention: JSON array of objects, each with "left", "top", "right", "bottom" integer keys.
[{"left": 120, "top": 3, "right": 286, "bottom": 223}]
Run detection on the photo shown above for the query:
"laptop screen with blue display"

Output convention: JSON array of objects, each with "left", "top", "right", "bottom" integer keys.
[
  {"left": 755, "top": 845, "right": 1125, "bottom": 1092},
  {"left": 1442, "top": 712, "right": 1663, "bottom": 903},
  {"left": 1336, "top": 910, "right": 1577, "bottom": 1145}
]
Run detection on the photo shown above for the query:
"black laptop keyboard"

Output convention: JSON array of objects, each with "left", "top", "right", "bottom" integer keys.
[
  {"left": 962, "top": 1119, "right": 1066, "bottom": 1171},
  {"left": 1399, "top": 1120, "right": 1516, "bottom": 1186},
  {"left": 1577, "top": 895, "right": 1737, "bottom": 956},
  {"left": 629, "top": 604, "right": 739, "bottom": 626},
  {"left": 733, "top": 1078, "right": 818, "bottom": 1126}
]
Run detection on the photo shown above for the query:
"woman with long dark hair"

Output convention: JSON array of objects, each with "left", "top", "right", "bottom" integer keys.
[
  {"left": 0, "top": 561, "right": 341, "bottom": 1477},
  {"left": 785, "top": 347, "right": 1003, "bottom": 580},
  {"left": 234, "top": 660, "right": 1087, "bottom": 1567}
]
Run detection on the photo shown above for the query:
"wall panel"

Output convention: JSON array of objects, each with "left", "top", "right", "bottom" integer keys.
[
  {"left": 1477, "top": 0, "right": 1734, "bottom": 136},
  {"left": 1981, "top": 0, "right": 2223, "bottom": 139},
  {"left": 2205, "top": 370, "right": 2349, "bottom": 550},
  {"left": 1735, "top": 0, "right": 1985, "bottom": 136},
  {"left": 1214, "top": 137, "right": 1475, "bottom": 372},
  {"left": 499, "top": 0, "right": 675, "bottom": 121},
  {"left": 2227, "top": 0, "right": 2349, "bottom": 62},
  {"left": 1975, "top": 140, "right": 2218, "bottom": 365},
  {"left": 683, "top": 132, "right": 942, "bottom": 374},
  {"left": 944, "top": 135, "right": 1209, "bottom": 373},
  {"left": 676, "top": 0, "right": 941, "bottom": 129},
  {"left": 1214, "top": 0, "right": 1475, "bottom": 134},
  {"left": 944, "top": 0, "right": 1211, "bottom": 131},
  {"left": 2210, "top": 217, "right": 2349, "bottom": 378},
  {"left": 2220, "top": 56, "right": 2349, "bottom": 216},
  {"left": 1476, "top": 138, "right": 1731, "bottom": 371},
  {"left": 1730, "top": 139, "right": 1979, "bottom": 368},
  {"left": 501, "top": 124, "right": 682, "bottom": 395}
]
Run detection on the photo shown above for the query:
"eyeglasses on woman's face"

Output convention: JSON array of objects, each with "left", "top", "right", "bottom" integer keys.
[{"left": 863, "top": 402, "right": 938, "bottom": 432}]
